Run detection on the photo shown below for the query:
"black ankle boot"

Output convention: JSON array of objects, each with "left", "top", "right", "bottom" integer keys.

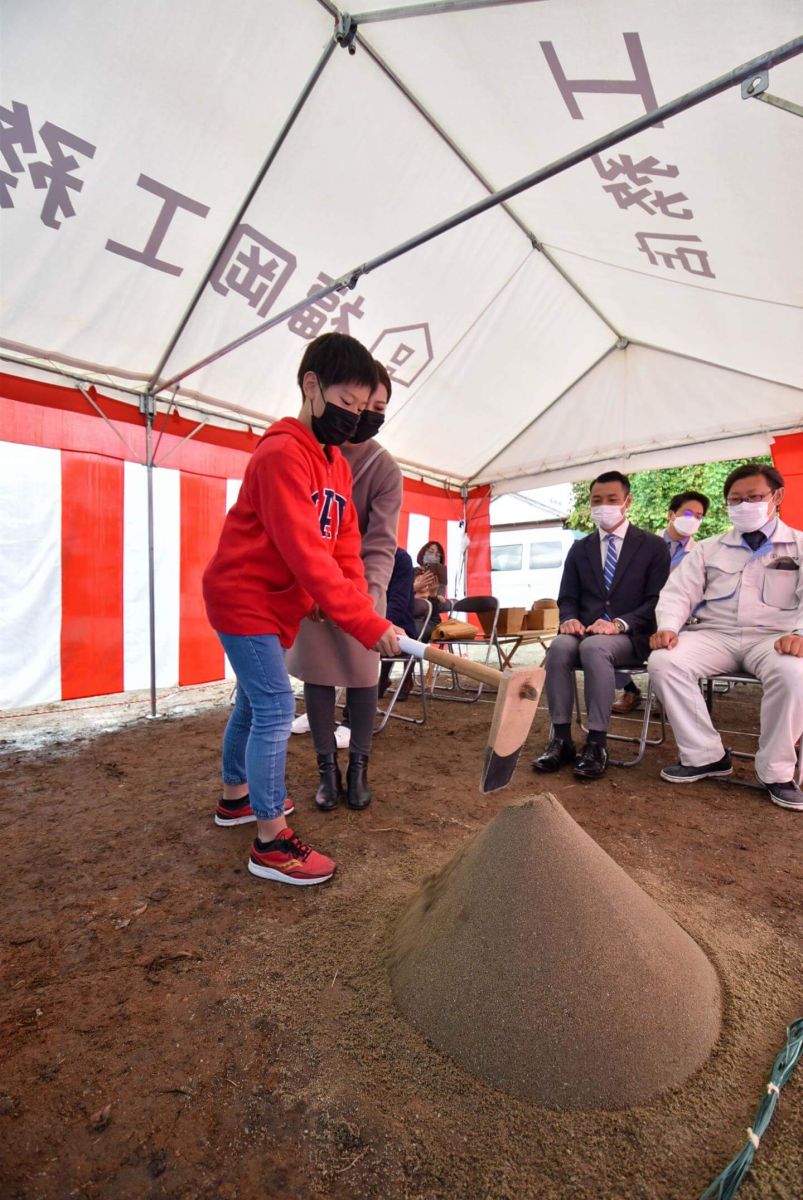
[
  {"left": 346, "top": 753, "right": 371, "bottom": 810},
  {"left": 315, "top": 753, "right": 342, "bottom": 811}
]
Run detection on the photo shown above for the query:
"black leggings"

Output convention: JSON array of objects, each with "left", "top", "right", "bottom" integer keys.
[{"left": 303, "top": 683, "right": 377, "bottom": 758}]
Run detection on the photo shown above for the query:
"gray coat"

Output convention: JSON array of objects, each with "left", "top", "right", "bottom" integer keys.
[{"left": 285, "top": 440, "right": 403, "bottom": 687}]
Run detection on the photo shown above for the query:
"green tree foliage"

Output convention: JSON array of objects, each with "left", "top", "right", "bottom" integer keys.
[{"left": 566, "top": 456, "right": 773, "bottom": 537}]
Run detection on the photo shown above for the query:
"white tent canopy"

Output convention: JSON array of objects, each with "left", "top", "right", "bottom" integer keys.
[{"left": 2, "top": 0, "right": 802, "bottom": 490}]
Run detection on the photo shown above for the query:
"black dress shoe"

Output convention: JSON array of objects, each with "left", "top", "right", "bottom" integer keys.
[
  {"left": 346, "top": 753, "right": 372, "bottom": 810},
  {"left": 315, "top": 753, "right": 342, "bottom": 811},
  {"left": 574, "top": 741, "right": 608, "bottom": 779},
  {"left": 533, "top": 738, "right": 577, "bottom": 773}
]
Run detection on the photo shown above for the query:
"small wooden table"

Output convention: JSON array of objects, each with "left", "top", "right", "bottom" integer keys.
[{"left": 495, "top": 629, "right": 557, "bottom": 671}]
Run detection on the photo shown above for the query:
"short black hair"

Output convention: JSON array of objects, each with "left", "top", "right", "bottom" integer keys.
[
  {"left": 722, "top": 462, "right": 784, "bottom": 499},
  {"left": 374, "top": 360, "right": 392, "bottom": 402},
  {"left": 296, "top": 332, "right": 378, "bottom": 395},
  {"left": 668, "top": 490, "right": 710, "bottom": 516},
  {"left": 590, "top": 470, "right": 631, "bottom": 496}
]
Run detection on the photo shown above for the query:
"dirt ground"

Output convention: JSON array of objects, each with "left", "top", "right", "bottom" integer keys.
[{"left": 1, "top": 677, "right": 801, "bottom": 1200}]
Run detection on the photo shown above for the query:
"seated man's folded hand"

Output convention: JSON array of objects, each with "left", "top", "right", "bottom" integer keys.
[
  {"left": 650, "top": 630, "right": 679, "bottom": 651},
  {"left": 774, "top": 633, "right": 803, "bottom": 657},
  {"left": 559, "top": 618, "right": 586, "bottom": 637},
  {"left": 585, "top": 619, "right": 619, "bottom": 636}
]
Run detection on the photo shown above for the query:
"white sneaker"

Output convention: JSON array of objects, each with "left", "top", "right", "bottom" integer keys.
[
  {"left": 291, "top": 712, "right": 310, "bottom": 735},
  {"left": 334, "top": 724, "right": 351, "bottom": 749}
]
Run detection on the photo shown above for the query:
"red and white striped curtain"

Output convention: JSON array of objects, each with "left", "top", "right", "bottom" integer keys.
[{"left": 0, "top": 373, "right": 490, "bottom": 709}]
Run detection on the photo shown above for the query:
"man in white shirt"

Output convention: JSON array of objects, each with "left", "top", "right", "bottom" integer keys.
[{"left": 648, "top": 463, "right": 803, "bottom": 811}]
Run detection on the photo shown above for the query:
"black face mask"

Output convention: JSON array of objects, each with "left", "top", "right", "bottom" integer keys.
[
  {"left": 310, "top": 400, "right": 361, "bottom": 446},
  {"left": 349, "top": 410, "right": 385, "bottom": 444}
]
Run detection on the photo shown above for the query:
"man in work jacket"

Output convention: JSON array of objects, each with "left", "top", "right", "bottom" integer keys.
[{"left": 648, "top": 462, "right": 803, "bottom": 811}]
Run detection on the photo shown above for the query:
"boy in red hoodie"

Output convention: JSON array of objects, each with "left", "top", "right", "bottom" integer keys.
[{"left": 203, "top": 334, "right": 401, "bottom": 884}]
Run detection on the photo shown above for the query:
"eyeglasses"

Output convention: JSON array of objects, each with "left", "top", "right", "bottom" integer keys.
[{"left": 726, "top": 491, "right": 775, "bottom": 505}]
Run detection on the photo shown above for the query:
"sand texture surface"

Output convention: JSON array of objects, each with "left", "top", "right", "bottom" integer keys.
[
  {"left": 390, "top": 794, "right": 722, "bottom": 1108},
  {"left": 1, "top": 682, "right": 800, "bottom": 1198}
]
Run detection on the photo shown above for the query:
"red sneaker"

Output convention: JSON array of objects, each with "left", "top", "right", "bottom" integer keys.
[
  {"left": 248, "top": 829, "right": 336, "bottom": 886},
  {"left": 215, "top": 795, "right": 295, "bottom": 826}
]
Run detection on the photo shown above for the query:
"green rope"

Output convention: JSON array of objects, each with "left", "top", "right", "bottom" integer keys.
[{"left": 700, "top": 1017, "right": 803, "bottom": 1200}]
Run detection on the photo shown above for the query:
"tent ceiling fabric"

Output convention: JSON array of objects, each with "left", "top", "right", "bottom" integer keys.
[{"left": 1, "top": 0, "right": 801, "bottom": 488}]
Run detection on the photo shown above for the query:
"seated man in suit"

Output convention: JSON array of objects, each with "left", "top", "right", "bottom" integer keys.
[
  {"left": 533, "top": 471, "right": 670, "bottom": 779},
  {"left": 648, "top": 462, "right": 803, "bottom": 812}
]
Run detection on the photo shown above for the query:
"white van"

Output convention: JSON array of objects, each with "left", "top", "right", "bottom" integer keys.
[{"left": 490, "top": 527, "right": 583, "bottom": 608}]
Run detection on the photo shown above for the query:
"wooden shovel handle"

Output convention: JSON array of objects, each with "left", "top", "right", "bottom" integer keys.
[{"left": 399, "top": 636, "right": 503, "bottom": 688}]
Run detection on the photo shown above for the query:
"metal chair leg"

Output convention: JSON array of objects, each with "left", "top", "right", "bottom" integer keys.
[
  {"left": 572, "top": 670, "right": 666, "bottom": 767},
  {"left": 375, "top": 656, "right": 428, "bottom": 731}
]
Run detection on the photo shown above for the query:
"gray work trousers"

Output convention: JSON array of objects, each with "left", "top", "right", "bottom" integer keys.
[{"left": 545, "top": 633, "right": 642, "bottom": 733}]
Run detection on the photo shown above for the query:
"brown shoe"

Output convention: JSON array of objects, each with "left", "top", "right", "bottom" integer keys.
[{"left": 612, "top": 688, "right": 641, "bottom": 715}]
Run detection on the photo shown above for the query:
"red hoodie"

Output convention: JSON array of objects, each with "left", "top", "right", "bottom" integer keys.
[{"left": 203, "top": 417, "right": 389, "bottom": 649}]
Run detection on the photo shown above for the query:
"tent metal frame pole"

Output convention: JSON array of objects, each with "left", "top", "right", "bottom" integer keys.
[
  {"left": 353, "top": 32, "right": 622, "bottom": 338},
  {"left": 154, "top": 417, "right": 209, "bottom": 468},
  {"left": 624, "top": 339, "right": 803, "bottom": 392},
  {"left": 468, "top": 344, "right": 618, "bottom": 483},
  {"left": 76, "top": 384, "right": 144, "bottom": 463},
  {"left": 460, "top": 485, "right": 469, "bottom": 600},
  {"left": 351, "top": 0, "right": 541, "bottom": 24},
  {"left": 156, "top": 34, "right": 803, "bottom": 396},
  {"left": 143, "top": 397, "right": 158, "bottom": 719},
  {"left": 753, "top": 91, "right": 803, "bottom": 118},
  {"left": 503, "top": 421, "right": 803, "bottom": 482},
  {"left": 147, "top": 35, "right": 338, "bottom": 392}
]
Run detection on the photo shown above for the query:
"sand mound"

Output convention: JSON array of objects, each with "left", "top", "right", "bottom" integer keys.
[{"left": 389, "top": 794, "right": 721, "bottom": 1109}]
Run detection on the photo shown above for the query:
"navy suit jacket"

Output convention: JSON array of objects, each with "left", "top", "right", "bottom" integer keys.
[{"left": 557, "top": 525, "right": 671, "bottom": 660}]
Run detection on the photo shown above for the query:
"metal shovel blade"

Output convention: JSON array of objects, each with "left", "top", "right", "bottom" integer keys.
[{"left": 480, "top": 666, "right": 545, "bottom": 793}]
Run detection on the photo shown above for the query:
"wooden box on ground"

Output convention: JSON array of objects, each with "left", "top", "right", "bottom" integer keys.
[
  {"left": 523, "top": 611, "right": 559, "bottom": 631},
  {"left": 479, "top": 607, "right": 525, "bottom": 636},
  {"left": 523, "top": 599, "right": 559, "bottom": 631}
]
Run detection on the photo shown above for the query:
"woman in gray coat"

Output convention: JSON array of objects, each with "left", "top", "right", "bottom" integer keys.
[{"left": 286, "top": 363, "right": 402, "bottom": 811}]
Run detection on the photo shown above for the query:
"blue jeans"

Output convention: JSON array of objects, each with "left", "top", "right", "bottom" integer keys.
[{"left": 216, "top": 633, "right": 295, "bottom": 821}]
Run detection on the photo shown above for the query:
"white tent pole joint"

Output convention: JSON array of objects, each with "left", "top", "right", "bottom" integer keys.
[{"left": 158, "top": 34, "right": 803, "bottom": 397}]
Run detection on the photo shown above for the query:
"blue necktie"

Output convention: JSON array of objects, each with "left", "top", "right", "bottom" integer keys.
[
  {"left": 602, "top": 534, "right": 618, "bottom": 620},
  {"left": 670, "top": 540, "right": 687, "bottom": 568}
]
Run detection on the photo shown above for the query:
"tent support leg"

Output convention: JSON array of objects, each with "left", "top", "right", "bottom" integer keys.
[
  {"left": 460, "top": 485, "right": 468, "bottom": 600},
  {"left": 143, "top": 394, "right": 158, "bottom": 719}
]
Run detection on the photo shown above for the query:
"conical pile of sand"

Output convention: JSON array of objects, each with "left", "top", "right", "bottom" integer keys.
[{"left": 389, "top": 795, "right": 721, "bottom": 1109}]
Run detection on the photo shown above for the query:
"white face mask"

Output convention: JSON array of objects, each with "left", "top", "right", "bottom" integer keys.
[
  {"left": 728, "top": 501, "right": 771, "bottom": 534},
  {"left": 672, "top": 514, "right": 702, "bottom": 537},
  {"left": 590, "top": 505, "right": 626, "bottom": 530}
]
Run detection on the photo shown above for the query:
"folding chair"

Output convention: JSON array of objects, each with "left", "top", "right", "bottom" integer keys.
[
  {"left": 374, "top": 600, "right": 432, "bottom": 732},
  {"left": 572, "top": 664, "right": 667, "bottom": 768},
  {"left": 429, "top": 595, "right": 501, "bottom": 703},
  {"left": 702, "top": 672, "right": 803, "bottom": 789}
]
